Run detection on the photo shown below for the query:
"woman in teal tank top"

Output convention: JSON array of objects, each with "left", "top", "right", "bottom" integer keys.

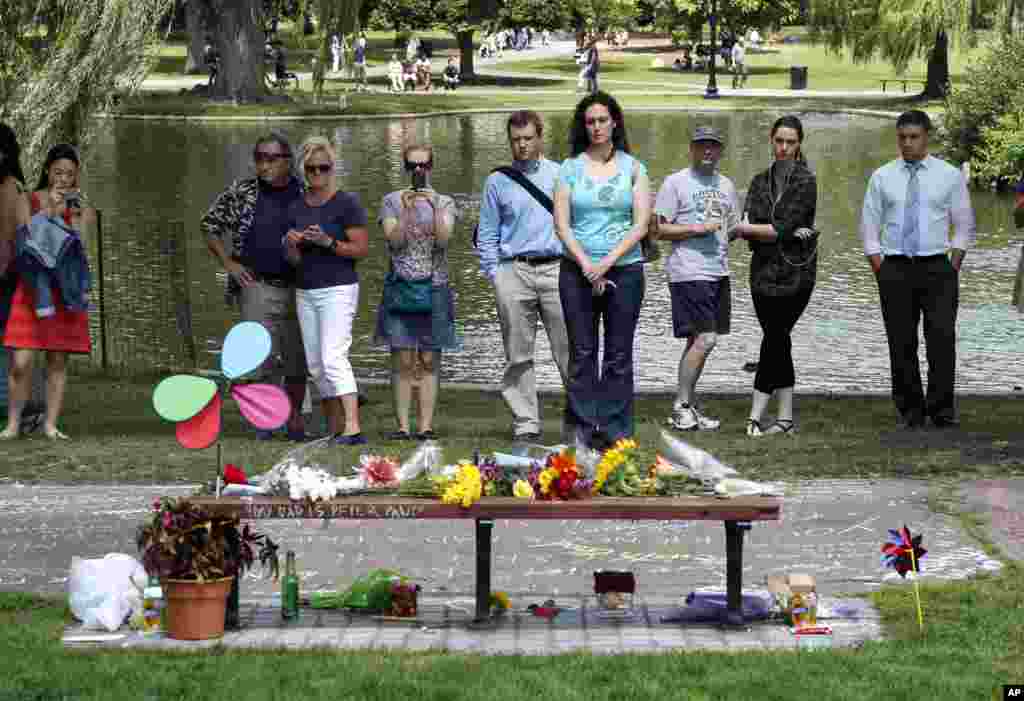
[{"left": 552, "top": 92, "right": 651, "bottom": 449}]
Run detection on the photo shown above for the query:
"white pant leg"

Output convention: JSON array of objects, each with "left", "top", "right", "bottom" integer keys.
[
  {"left": 299, "top": 283, "right": 359, "bottom": 399},
  {"left": 296, "top": 288, "right": 323, "bottom": 398}
]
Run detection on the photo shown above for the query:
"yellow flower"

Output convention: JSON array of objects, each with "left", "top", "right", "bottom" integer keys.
[
  {"left": 490, "top": 591, "right": 511, "bottom": 610},
  {"left": 538, "top": 468, "right": 557, "bottom": 495},
  {"left": 441, "top": 482, "right": 465, "bottom": 505},
  {"left": 513, "top": 479, "right": 535, "bottom": 499}
]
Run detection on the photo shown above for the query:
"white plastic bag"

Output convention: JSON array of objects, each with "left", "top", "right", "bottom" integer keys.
[
  {"left": 67, "top": 553, "right": 147, "bottom": 632},
  {"left": 714, "top": 477, "right": 784, "bottom": 497},
  {"left": 406, "top": 441, "right": 443, "bottom": 479},
  {"left": 659, "top": 429, "right": 738, "bottom": 484}
]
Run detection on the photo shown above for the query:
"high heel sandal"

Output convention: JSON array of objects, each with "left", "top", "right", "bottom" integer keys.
[
  {"left": 746, "top": 419, "right": 763, "bottom": 437},
  {"left": 763, "top": 419, "right": 796, "bottom": 435}
]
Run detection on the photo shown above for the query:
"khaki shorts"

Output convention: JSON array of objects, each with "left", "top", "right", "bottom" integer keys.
[{"left": 239, "top": 282, "right": 308, "bottom": 382}]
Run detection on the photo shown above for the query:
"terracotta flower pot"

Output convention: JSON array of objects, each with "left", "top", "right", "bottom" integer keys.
[{"left": 163, "top": 577, "right": 234, "bottom": 640}]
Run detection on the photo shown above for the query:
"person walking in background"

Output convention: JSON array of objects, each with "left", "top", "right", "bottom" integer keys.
[
  {"left": 352, "top": 32, "right": 368, "bottom": 91},
  {"left": 653, "top": 126, "right": 739, "bottom": 433},
  {"left": 201, "top": 133, "right": 310, "bottom": 441},
  {"left": 861, "top": 110, "right": 975, "bottom": 429},
  {"left": 730, "top": 38, "right": 746, "bottom": 89},
  {"left": 375, "top": 144, "right": 459, "bottom": 441},
  {"left": 731, "top": 116, "right": 818, "bottom": 436},
  {"left": 330, "top": 34, "right": 342, "bottom": 74},
  {"left": 2, "top": 144, "right": 95, "bottom": 441},
  {"left": 583, "top": 35, "right": 601, "bottom": 94},
  {"left": 477, "top": 110, "right": 570, "bottom": 444},
  {"left": 285, "top": 137, "right": 369, "bottom": 446},
  {"left": 553, "top": 92, "right": 650, "bottom": 450}
]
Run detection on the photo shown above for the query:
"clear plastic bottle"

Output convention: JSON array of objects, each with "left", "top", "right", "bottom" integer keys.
[{"left": 142, "top": 576, "right": 164, "bottom": 633}]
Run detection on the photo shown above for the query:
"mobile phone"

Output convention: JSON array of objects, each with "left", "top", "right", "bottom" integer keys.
[
  {"left": 63, "top": 191, "right": 82, "bottom": 210},
  {"left": 411, "top": 171, "right": 427, "bottom": 191}
]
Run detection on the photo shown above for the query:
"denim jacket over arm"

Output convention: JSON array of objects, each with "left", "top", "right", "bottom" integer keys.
[{"left": 16, "top": 214, "right": 91, "bottom": 317}]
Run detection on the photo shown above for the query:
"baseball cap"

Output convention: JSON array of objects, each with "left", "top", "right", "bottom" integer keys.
[{"left": 691, "top": 126, "right": 724, "bottom": 145}]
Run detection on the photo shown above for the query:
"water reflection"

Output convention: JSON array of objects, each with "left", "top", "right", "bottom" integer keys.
[{"left": 80, "top": 111, "right": 1023, "bottom": 393}]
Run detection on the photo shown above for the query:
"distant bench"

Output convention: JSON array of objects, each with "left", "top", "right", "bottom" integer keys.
[
  {"left": 879, "top": 78, "right": 927, "bottom": 93},
  {"left": 191, "top": 495, "right": 782, "bottom": 626}
]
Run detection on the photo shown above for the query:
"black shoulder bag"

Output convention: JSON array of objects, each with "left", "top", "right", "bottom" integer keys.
[{"left": 472, "top": 166, "right": 553, "bottom": 249}]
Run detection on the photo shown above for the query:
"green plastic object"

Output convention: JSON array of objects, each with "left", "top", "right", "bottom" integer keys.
[
  {"left": 339, "top": 569, "right": 407, "bottom": 611},
  {"left": 152, "top": 375, "right": 218, "bottom": 422}
]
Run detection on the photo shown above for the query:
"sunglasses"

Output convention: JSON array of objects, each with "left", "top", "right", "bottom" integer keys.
[
  {"left": 304, "top": 163, "right": 333, "bottom": 175},
  {"left": 404, "top": 160, "right": 432, "bottom": 172},
  {"left": 254, "top": 151, "right": 289, "bottom": 163}
]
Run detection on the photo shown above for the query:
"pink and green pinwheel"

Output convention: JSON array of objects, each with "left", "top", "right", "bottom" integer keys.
[{"left": 152, "top": 322, "right": 291, "bottom": 449}]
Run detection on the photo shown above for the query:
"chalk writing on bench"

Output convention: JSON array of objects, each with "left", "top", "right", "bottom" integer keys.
[{"left": 241, "top": 502, "right": 427, "bottom": 520}]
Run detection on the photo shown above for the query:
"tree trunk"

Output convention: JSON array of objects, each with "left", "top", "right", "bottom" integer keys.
[
  {"left": 209, "top": 0, "right": 267, "bottom": 102},
  {"left": 922, "top": 29, "right": 949, "bottom": 99},
  {"left": 457, "top": 30, "right": 475, "bottom": 80},
  {"left": 184, "top": 0, "right": 206, "bottom": 74}
]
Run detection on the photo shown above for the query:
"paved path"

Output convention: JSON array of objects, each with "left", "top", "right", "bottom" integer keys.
[{"left": 39, "top": 477, "right": 1016, "bottom": 654}]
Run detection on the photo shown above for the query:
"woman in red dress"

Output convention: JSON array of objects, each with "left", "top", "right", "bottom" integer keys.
[{"left": 2, "top": 144, "right": 95, "bottom": 440}]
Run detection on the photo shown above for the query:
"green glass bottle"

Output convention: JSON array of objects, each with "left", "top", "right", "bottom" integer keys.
[{"left": 281, "top": 551, "right": 299, "bottom": 620}]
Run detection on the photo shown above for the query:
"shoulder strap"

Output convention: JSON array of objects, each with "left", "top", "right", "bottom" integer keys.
[{"left": 493, "top": 166, "right": 553, "bottom": 215}]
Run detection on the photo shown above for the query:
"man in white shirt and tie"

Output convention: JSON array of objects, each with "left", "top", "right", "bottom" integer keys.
[{"left": 860, "top": 110, "right": 976, "bottom": 429}]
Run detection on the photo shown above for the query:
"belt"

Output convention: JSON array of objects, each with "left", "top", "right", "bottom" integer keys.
[
  {"left": 510, "top": 255, "right": 561, "bottom": 266},
  {"left": 885, "top": 254, "right": 946, "bottom": 263},
  {"left": 253, "top": 273, "right": 293, "bottom": 288}
]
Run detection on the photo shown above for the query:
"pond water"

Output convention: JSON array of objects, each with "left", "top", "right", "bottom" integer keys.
[{"left": 80, "top": 110, "right": 1023, "bottom": 394}]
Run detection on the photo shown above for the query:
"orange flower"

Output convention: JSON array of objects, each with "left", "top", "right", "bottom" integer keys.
[{"left": 547, "top": 450, "right": 576, "bottom": 474}]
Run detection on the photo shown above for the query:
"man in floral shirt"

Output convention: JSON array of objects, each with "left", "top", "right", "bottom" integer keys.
[{"left": 201, "top": 132, "right": 309, "bottom": 440}]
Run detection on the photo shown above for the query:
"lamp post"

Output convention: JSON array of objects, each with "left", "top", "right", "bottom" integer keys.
[{"left": 704, "top": 0, "right": 720, "bottom": 99}]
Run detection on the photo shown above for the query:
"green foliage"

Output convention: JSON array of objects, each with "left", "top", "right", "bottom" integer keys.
[
  {"left": 367, "top": 0, "right": 434, "bottom": 33},
  {"left": 940, "top": 33, "right": 1024, "bottom": 179},
  {"left": 497, "top": 0, "right": 571, "bottom": 31}
]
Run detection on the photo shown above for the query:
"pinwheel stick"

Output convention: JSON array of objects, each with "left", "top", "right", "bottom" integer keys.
[
  {"left": 216, "top": 441, "right": 223, "bottom": 499},
  {"left": 908, "top": 546, "right": 924, "bottom": 631}
]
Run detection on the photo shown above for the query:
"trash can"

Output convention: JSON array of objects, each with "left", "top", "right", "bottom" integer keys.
[{"left": 789, "top": 66, "right": 808, "bottom": 90}]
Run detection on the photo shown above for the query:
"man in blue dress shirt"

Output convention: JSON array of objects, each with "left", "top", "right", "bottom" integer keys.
[
  {"left": 477, "top": 110, "right": 570, "bottom": 443},
  {"left": 860, "top": 110, "right": 976, "bottom": 429}
]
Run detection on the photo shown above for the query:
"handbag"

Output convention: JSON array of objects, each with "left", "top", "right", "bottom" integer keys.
[{"left": 386, "top": 271, "right": 432, "bottom": 313}]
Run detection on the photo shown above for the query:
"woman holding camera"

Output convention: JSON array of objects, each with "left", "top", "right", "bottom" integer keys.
[
  {"left": 2, "top": 143, "right": 95, "bottom": 440},
  {"left": 730, "top": 115, "right": 818, "bottom": 436},
  {"left": 284, "top": 136, "right": 369, "bottom": 446},
  {"left": 374, "top": 144, "right": 458, "bottom": 441}
]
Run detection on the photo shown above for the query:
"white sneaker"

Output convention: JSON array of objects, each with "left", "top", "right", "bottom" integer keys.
[{"left": 668, "top": 402, "right": 720, "bottom": 431}]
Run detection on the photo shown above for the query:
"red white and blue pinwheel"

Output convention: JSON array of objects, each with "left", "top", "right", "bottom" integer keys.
[
  {"left": 880, "top": 525, "right": 927, "bottom": 578},
  {"left": 152, "top": 322, "right": 291, "bottom": 449}
]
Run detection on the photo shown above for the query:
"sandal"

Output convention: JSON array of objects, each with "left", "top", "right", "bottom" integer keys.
[
  {"left": 0, "top": 429, "right": 19, "bottom": 441},
  {"left": 763, "top": 419, "right": 796, "bottom": 435},
  {"left": 415, "top": 430, "right": 437, "bottom": 441},
  {"left": 746, "top": 419, "right": 763, "bottom": 437},
  {"left": 44, "top": 428, "right": 70, "bottom": 441},
  {"left": 385, "top": 430, "right": 413, "bottom": 441}
]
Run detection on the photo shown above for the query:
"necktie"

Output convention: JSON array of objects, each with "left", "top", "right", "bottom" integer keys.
[{"left": 902, "top": 162, "right": 922, "bottom": 257}]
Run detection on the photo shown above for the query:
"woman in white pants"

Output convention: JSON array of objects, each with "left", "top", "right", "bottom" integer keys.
[{"left": 285, "top": 137, "right": 369, "bottom": 445}]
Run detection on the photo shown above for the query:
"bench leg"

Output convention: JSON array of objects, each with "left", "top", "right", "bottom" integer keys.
[
  {"left": 474, "top": 518, "right": 494, "bottom": 623},
  {"left": 225, "top": 574, "right": 241, "bottom": 630},
  {"left": 724, "top": 520, "right": 750, "bottom": 626}
]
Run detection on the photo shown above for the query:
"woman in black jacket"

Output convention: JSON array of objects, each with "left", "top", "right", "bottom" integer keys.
[{"left": 731, "top": 115, "right": 818, "bottom": 435}]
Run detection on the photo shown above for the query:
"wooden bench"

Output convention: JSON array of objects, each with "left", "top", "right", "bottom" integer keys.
[
  {"left": 879, "top": 78, "right": 926, "bottom": 93},
  {"left": 191, "top": 495, "right": 782, "bottom": 627}
]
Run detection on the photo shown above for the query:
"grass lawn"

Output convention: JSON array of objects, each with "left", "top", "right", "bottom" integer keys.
[
  {"left": 500, "top": 41, "right": 976, "bottom": 93},
  {"left": 1, "top": 377, "right": 1021, "bottom": 484}
]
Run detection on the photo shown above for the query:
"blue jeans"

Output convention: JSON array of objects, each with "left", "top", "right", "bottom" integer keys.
[{"left": 559, "top": 260, "right": 645, "bottom": 445}]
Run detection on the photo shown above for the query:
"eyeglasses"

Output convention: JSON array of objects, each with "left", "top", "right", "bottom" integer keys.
[
  {"left": 404, "top": 160, "right": 432, "bottom": 172},
  {"left": 254, "top": 151, "right": 289, "bottom": 163},
  {"left": 304, "top": 163, "right": 333, "bottom": 175}
]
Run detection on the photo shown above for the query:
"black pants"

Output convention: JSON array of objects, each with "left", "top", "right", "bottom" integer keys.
[
  {"left": 559, "top": 261, "right": 644, "bottom": 445},
  {"left": 877, "top": 255, "right": 959, "bottom": 422},
  {"left": 586, "top": 73, "right": 599, "bottom": 94},
  {"left": 752, "top": 286, "right": 813, "bottom": 394}
]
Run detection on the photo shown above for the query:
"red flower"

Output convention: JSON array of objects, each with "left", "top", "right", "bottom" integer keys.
[
  {"left": 223, "top": 464, "right": 248, "bottom": 485},
  {"left": 555, "top": 468, "right": 579, "bottom": 499}
]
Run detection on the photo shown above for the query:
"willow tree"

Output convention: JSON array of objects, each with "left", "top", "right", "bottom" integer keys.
[
  {"left": 6, "top": 0, "right": 173, "bottom": 178},
  {"left": 809, "top": 0, "right": 1015, "bottom": 99},
  {"left": 309, "top": 0, "right": 363, "bottom": 98}
]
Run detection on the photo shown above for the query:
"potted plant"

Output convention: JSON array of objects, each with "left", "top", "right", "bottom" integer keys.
[{"left": 137, "top": 497, "right": 278, "bottom": 640}]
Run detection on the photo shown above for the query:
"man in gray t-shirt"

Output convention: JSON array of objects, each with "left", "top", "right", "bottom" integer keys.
[{"left": 653, "top": 126, "right": 739, "bottom": 431}]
